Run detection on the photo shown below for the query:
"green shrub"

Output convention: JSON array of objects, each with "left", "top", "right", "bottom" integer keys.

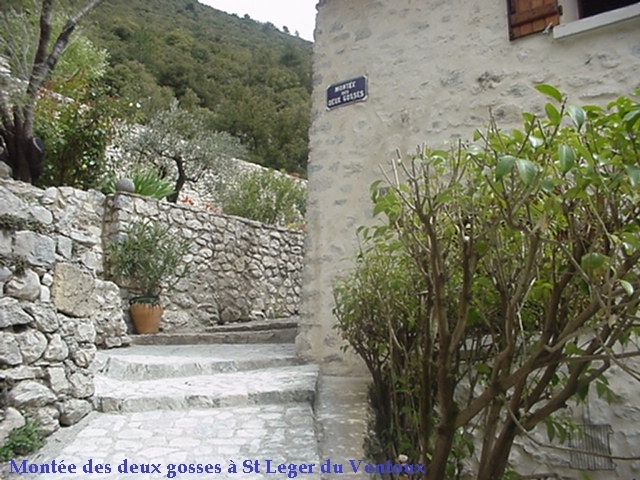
[
  {"left": 334, "top": 87, "right": 640, "bottom": 480},
  {"left": 102, "top": 168, "right": 175, "bottom": 200},
  {"left": 0, "top": 417, "right": 44, "bottom": 461},
  {"left": 219, "top": 169, "right": 306, "bottom": 226},
  {"left": 108, "top": 218, "right": 190, "bottom": 298}
]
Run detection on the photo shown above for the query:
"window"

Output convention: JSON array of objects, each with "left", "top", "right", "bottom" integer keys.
[
  {"left": 569, "top": 424, "right": 615, "bottom": 471},
  {"left": 508, "top": 0, "right": 640, "bottom": 40},
  {"left": 507, "top": 0, "right": 561, "bottom": 40},
  {"left": 578, "top": 0, "right": 638, "bottom": 18}
]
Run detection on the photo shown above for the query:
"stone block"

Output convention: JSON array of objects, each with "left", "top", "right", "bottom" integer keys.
[
  {"left": 43, "top": 333, "right": 69, "bottom": 362},
  {"left": 51, "top": 263, "right": 99, "bottom": 318},
  {"left": 5, "top": 269, "right": 41, "bottom": 301},
  {"left": 0, "top": 331, "right": 22, "bottom": 365},
  {"left": 0, "top": 189, "right": 28, "bottom": 218},
  {"left": 0, "top": 297, "right": 33, "bottom": 328},
  {"left": 15, "top": 329, "right": 48, "bottom": 363},
  {"left": 58, "top": 398, "right": 92, "bottom": 426},
  {"left": 13, "top": 231, "right": 56, "bottom": 267},
  {"left": 24, "top": 303, "right": 59, "bottom": 332},
  {"left": 0, "top": 365, "right": 45, "bottom": 381},
  {"left": 47, "top": 366, "right": 71, "bottom": 394},
  {"left": 33, "top": 406, "right": 59, "bottom": 436},
  {"left": 69, "top": 372, "right": 94, "bottom": 398},
  {"left": 8, "top": 380, "right": 57, "bottom": 407}
]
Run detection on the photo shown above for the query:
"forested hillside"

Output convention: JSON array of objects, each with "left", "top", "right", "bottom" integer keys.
[{"left": 0, "top": 0, "right": 313, "bottom": 174}]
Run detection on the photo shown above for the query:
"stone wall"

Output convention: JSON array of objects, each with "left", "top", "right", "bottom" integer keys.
[
  {"left": 298, "top": 0, "right": 640, "bottom": 370},
  {"left": 1, "top": 177, "right": 304, "bottom": 443},
  {"left": 104, "top": 192, "right": 305, "bottom": 332},
  {"left": 0, "top": 179, "right": 130, "bottom": 439}
]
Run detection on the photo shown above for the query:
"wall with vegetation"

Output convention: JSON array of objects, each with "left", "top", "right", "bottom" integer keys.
[
  {"left": 300, "top": 0, "right": 640, "bottom": 477},
  {"left": 104, "top": 192, "right": 305, "bottom": 331},
  {"left": 1, "top": 175, "right": 304, "bottom": 445},
  {"left": 299, "top": 0, "right": 640, "bottom": 368}
]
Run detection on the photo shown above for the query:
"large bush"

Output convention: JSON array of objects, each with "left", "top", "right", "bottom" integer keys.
[
  {"left": 219, "top": 168, "right": 306, "bottom": 227},
  {"left": 334, "top": 87, "right": 640, "bottom": 480}
]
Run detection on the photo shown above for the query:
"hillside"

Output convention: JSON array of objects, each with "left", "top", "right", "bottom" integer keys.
[{"left": 0, "top": 0, "right": 313, "bottom": 174}]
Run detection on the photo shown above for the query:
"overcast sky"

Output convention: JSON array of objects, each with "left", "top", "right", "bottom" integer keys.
[{"left": 198, "top": 1, "right": 317, "bottom": 42}]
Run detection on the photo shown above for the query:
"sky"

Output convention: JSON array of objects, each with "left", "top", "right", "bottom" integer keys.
[{"left": 198, "top": 1, "right": 317, "bottom": 42}]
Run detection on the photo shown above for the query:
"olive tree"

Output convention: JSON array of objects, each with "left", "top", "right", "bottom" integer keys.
[
  {"left": 115, "top": 100, "right": 246, "bottom": 203},
  {"left": 0, "top": 0, "right": 107, "bottom": 183},
  {"left": 334, "top": 86, "right": 640, "bottom": 480}
]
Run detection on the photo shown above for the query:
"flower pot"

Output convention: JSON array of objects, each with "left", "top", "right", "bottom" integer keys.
[{"left": 130, "top": 300, "right": 163, "bottom": 334}]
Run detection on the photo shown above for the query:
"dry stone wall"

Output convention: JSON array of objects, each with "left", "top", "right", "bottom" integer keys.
[
  {"left": 0, "top": 178, "right": 130, "bottom": 439},
  {"left": 1, "top": 176, "right": 304, "bottom": 443},
  {"left": 104, "top": 193, "right": 305, "bottom": 332}
]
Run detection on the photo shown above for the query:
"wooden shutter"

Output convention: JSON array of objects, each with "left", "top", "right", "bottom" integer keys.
[{"left": 507, "top": 0, "right": 561, "bottom": 40}]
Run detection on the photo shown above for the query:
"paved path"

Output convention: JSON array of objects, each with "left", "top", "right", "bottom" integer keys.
[{"left": 3, "top": 343, "right": 370, "bottom": 480}]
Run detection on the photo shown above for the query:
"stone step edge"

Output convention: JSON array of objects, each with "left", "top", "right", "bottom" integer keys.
[
  {"left": 93, "top": 365, "right": 320, "bottom": 413},
  {"left": 97, "top": 355, "right": 303, "bottom": 381},
  {"left": 131, "top": 327, "right": 297, "bottom": 345}
]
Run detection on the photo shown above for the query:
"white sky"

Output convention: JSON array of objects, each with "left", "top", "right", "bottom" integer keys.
[{"left": 198, "top": 1, "right": 317, "bottom": 42}]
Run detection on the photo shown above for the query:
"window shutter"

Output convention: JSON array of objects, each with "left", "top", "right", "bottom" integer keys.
[{"left": 507, "top": 0, "right": 561, "bottom": 40}]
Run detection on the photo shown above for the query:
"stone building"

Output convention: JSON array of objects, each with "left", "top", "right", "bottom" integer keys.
[{"left": 297, "top": 0, "right": 640, "bottom": 478}]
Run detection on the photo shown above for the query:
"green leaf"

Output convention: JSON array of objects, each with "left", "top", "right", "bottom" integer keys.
[
  {"left": 466, "top": 144, "right": 484, "bottom": 156},
  {"left": 545, "top": 102, "right": 561, "bottom": 125},
  {"left": 619, "top": 279, "right": 634, "bottom": 296},
  {"left": 558, "top": 144, "right": 576, "bottom": 174},
  {"left": 567, "top": 105, "right": 586, "bottom": 130},
  {"left": 623, "top": 108, "right": 640, "bottom": 130},
  {"left": 545, "top": 419, "right": 556, "bottom": 442},
  {"left": 565, "top": 342, "right": 583, "bottom": 355},
  {"left": 496, "top": 155, "right": 516, "bottom": 180},
  {"left": 626, "top": 165, "right": 640, "bottom": 187},
  {"left": 580, "top": 252, "right": 608, "bottom": 273},
  {"left": 528, "top": 136, "right": 544, "bottom": 148},
  {"left": 516, "top": 158, "right": 537, "bottom": 185},
  {"left": 540, "top": 179, "right": 555, "bottom": 193},
  {"left": 535, "top": 84, "right": 563, "bottom": 103}
]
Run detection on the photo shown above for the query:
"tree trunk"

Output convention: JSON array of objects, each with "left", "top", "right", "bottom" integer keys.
[
  {"left": 167, "top": 155, "right": 187, "bottom": 203},
  {"left": 2, "top": 117, "right": 42, "bottom": 183}
]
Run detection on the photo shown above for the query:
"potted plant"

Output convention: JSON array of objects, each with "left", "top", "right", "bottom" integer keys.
[{"left": 108, "top": 218, "right": 190, "bottom": 334}]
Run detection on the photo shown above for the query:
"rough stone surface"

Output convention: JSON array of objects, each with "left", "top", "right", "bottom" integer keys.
[
  {"left": 8, "top": 380, "right": 57, "bottom": 408},
  {"left": 14, "top": 329, "right": 48, "bottom": 364},
  {"left": 0, "top": 298, "right": 34, "bottom": 328},
  {"left": 104, "top": 193, "right": 304, "bottom": 333},
  {"left": 0, "top": 407, "right": 25, "bottom": 445},
  {"left": 13, "top": 231, "right": 56, "bottom": 267},
  {"left": 43, "top": 333, "right": 69, "bottom": 362},
  {"left": 51, "top": 263, "right": 98, "bottom": 318},
  {"left": 5, "top": 269, "right": 41, "bottom": 301},
  {"left": 0, "top": 331, "right": 22, "bottom": 366},
  {"left": 24, "top": 303, "right": 59, "bottom": 332},
  {"left": 58, "top": 398, "right": 92, "bottom": 426}
]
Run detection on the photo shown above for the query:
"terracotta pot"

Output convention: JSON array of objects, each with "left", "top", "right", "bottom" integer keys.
[{"left": 130, "top": 302, "right": 163, "bottom": 334}]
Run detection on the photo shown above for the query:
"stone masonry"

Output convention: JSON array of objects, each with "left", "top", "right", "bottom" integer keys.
[
  {"left": 104, "top": 192, "right": 305, "bottom": 331},
  {"left": 0, "top": 179, "right": 130, "bottom": 440},
  {"left": 1, "top": 176, "right": 305, "bottom": 444}
]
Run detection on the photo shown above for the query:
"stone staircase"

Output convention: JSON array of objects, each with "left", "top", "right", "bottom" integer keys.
[
  {"left": 7, "top": 323, "right": 370, "bottom": 480},
  {"left": 92, "top": 344, "right": 319, "bottom": 413}
]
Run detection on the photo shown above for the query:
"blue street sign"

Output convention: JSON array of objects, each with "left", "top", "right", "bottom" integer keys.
[{"left": 326, "top": 76, "right": 368, "bottom": 110}]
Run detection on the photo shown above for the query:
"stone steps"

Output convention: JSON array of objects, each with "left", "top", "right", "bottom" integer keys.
[
  {"left": 93, "top": 344, "right": 302, "bottom": 380},
  {"left": 131, "top": 318, "right": 298, "bottom": 345},
  {"left": 92, "top": 344, "right": 319, "bottom": 414}
]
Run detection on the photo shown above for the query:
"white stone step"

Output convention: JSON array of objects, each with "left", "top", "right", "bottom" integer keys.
[
  {"left": 94, "top": 364, "right": 319, "bottom": 413},
  {"left": 93, "top": 344, "right": 301, "bottom": 380}
]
